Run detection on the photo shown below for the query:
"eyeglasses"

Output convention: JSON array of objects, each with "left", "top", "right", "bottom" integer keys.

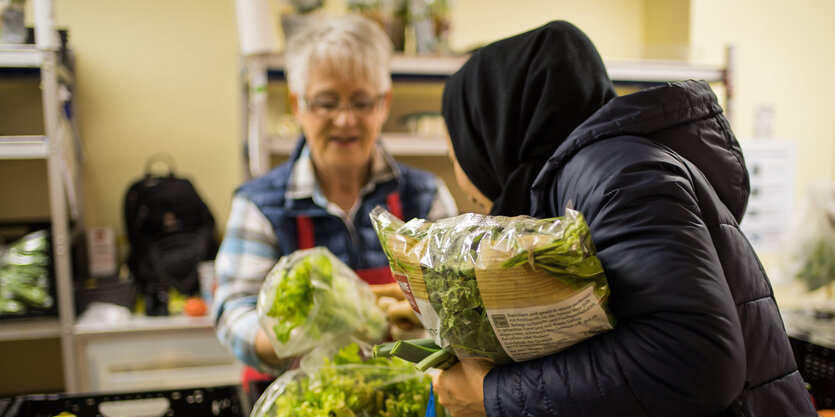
[{"left": 302, "top": 95, "right": 384, "bottom": 118}]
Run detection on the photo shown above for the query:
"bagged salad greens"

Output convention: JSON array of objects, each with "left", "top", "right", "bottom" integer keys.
[
  {"left": 780, "top": 182, "right": 835, "bottom": 292},
  {"left": 251, "top": 343, "right": 446, "bottom": 417},
  {"left": 370, "top": 207, "right": 615, "bottom": 365},
  {"left": 256, "top": 247, "right": 388, "bottom": 359},
  {"left": 0, "top": 230, "right": 54, "bottom": 316}
]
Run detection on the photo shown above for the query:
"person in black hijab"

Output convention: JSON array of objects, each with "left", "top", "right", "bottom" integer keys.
[
  {"left": 435, "top": 20, "right": 815, "bottom": 417},
  {"left": 443, "top": 21, "right": 615, "bottom": 216}
]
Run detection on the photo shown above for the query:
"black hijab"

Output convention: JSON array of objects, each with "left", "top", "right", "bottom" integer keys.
[{"left": 442, "top": 21, "right": 616, "bottom": 216}]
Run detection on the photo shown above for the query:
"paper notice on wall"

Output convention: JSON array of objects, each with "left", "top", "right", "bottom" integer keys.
[
  {"left": 87, "top": 227, "right": 117, "bottom": 277},
  {"left": 739, "top": 139, "right": 797, "bottom": 252}
]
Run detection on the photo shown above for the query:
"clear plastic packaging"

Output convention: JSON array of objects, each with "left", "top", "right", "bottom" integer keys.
[
  {"left": 0, "top": 229, "right": 54, "bottom": 317},
  {"left": 781, "top": 182, "right": 835, "bottom": 293},
  {"left": 371, "top": 207, "right": 615, "bottom": 364},
  {"left": 250, "top": 343, "right": 443, "bottom": 417},
  {"left": 256, "top": 247, "right": 388, "bottom": 359}
]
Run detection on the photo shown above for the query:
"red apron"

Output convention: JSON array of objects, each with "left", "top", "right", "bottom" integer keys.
[{"left": 242, "top": 192, "right": 403, "bottom": 395}]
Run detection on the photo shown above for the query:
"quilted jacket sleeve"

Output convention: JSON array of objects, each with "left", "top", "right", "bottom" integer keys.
[{"left": 483, "top": 138, "right": 747, "bottom": 416}]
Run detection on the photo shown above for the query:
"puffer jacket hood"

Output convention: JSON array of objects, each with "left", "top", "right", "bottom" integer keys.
[{"left": 532, "top": 79, "right": 749, "bottom": 222}]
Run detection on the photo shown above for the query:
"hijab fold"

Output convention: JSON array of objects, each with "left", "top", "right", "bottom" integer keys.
[{"left": 442, "top": 21, "right": 616, "bottom": 216}]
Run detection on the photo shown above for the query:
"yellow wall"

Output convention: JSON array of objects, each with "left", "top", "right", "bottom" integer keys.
[
  {"left": 690, "top": 0, "right": 835, "bottom": 273},
  {"left": 643, "top": 0, "right": 690, "bottom": 60},
  {"left": 52, "top": 0, "right": 242, "bottom": 254},
  {"left": 691, "top": 0, "right": 835, "bottom": 186},
  {"left": 448, "top": 0, "right": 644, "bottom": 58},
  {"left": 293, "top": 0, "right": 645, "bottom": 57}
]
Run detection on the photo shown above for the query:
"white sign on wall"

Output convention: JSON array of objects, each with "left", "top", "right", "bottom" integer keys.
[{"left": 738, "top": 139, "right": 797, "bottom": 252}]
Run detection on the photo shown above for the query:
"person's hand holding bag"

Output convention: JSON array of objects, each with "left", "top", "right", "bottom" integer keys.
[{"left": 433, "top": 357, "right": 493, "bottom": 417}]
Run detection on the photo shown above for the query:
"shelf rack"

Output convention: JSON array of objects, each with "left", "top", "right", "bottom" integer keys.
[
  {"left": 0, "top": 317, "right": 61, "bottom": 342},
  {"left": 0, "top": 0, "right": 85, "bottom": 393},
  {"left": 241, "top": 52, "right": 731, "bottom": 177}
]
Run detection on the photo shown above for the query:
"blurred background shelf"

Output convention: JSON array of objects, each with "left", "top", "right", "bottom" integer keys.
[
  {"left": 263, "top": 53, "right": 726, "bottom": 83},
  {"left": 268, "top": 132, "right": 448, "bottom": 156},
  {"left": 73, "top": 314, "right": 214, "bottom": 336},
  {"left": 0, "top": 136, "right": 49, "bottom": 159},
  {"left": 73, "top": 314, "right": 241, "bottom": 392},
  {"left": 0, "top": 44, "right": 43, "bottom": 67},
  {"left": 0, "top": 318, "right": 60, "bottom": 342}
]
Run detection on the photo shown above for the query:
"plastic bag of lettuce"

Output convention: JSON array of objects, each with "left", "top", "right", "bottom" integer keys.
[
  {"left": 257, "top": 247, "right": 388, "bottom": 359},
  {"left": 0, "top": 230, "right": 54, "bottom": 316},
  {"left": 250, "top": 343, "right": 446, "bottom": 417},
  {"left": 370, "top": 207, "right": 615, "bottom": 366}
]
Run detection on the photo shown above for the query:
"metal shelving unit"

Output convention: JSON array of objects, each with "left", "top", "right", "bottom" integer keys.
[
  {"left": 0, "top": 136, "right": 50, "bottom": 159},
  {"left": 0, "top": 317, "right": 61, "bottom": 342},
  {"left": 241, "top": 52, "right": 731, "bottom": 178},
  {"left": 0, "top": 0, "right": 85, "bottom": 393}
]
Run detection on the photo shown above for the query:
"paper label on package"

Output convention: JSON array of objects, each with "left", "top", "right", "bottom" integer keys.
[
  {"left": 392, "top": 266, "right": 442, "bottom": 345},
  {"left": 401, "top": 271, "right": 442, "bottom": 344},
  {"left": 485, "top": 284, "right": 613, "bottom": 362},
  {"left": 393, "top": 271, "right": 420, "bottom": 314},
  {"left": 415, "top": 297, "right": 442, "bottom": 344}
]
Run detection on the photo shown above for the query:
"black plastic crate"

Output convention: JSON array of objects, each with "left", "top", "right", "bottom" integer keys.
[
  {"left": 0, "top": 397, "right": 13, "bottom": 417},
  {"left": 5, "top": 385, "right": 244, "bottom": 417},
  {"left": 791, "top": 336, "right": 835, "bottom": 409}
]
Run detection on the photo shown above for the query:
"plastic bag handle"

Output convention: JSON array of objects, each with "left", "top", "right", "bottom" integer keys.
[
  {"left": 143, "top": 152, "right": 177, "bottom": 177},
  {"left": 425, "top": 381, "right": 436, "bottom": 417}
]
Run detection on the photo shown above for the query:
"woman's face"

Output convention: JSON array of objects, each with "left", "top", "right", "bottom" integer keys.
[
  {"left": 291, "top": 62, "right": 392, "bottom": 174},
  {"left": 444, "top": 131, "right": 493, "bottom": 213}
]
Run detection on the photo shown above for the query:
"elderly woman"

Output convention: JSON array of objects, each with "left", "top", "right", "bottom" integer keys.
[
  {"left": 213, "top": 15, "right": 457, "bottom": 397},
  {"left": 434, "top": 21, "right": 815, "bottom": 417}
]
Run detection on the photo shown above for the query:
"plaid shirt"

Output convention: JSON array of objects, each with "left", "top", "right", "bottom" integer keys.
[{"left": 212, "top": 144, "right": 457, "bottom": 373}]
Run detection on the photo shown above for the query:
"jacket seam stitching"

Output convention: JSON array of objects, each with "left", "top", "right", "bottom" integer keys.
[
  {"left": 591, "top": 345, "right": 613, "bottom": 415},
  {"left": 538, "top": 360, "right": 556, "bottom": 415},
  {"left": 734, "top": 294, "right": 774, "bottom": 309},
  {"left": 494, "top": 370, "right": 507, "bottom": 417},
  {"left": 713, "top": 113, "right": 748, "bottom": 200},
  {"left": 744, "top": 370, "right": 799, "bottom": 391},
  {"left": 610, "top": 339, "right": 652, "bottom": 415},
  {"left": 517, "top": 364, "right": 527, "bottom": 416},
  {"left": 564, "top": 354, "right": 584, "bottom": 416}
]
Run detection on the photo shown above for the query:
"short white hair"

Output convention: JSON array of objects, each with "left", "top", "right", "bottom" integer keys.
[{"left": 284, "top": 15, "right": 393, "bottom": 95}]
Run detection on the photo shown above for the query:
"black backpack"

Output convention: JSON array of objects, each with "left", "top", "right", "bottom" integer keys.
[{"left": 124, "top": 154, "right": 218, "bottom": 315}]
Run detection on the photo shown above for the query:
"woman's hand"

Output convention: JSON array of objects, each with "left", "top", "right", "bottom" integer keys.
[
  {"left": 255, "top": 328, "right": 291, "bottom": 368},
  {"left": 369, "top": 282, "right": 404, "bottom": 300},
  {"left": 370, "top": 283, "right": 422, "bottom": 330},
  {"left": 385, "top": 299, "right": 422, "bottom": 329},
  {"left": 433, "top": 357, "right": 492, "bottom": 417}
]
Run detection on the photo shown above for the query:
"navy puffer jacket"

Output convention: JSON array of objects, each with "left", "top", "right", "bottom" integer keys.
[{"left": 481, "top": 80, "right": 816, "bottom": 416}]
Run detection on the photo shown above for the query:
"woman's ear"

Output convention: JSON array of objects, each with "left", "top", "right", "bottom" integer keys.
[
  {"left": 380, "top": 89, "right": 393, "bottom": 120},
  {"left": 289, "top": 93, "right": 301, "bottom": 119}
]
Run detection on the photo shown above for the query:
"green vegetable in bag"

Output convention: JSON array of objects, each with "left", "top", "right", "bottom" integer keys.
[
  {"left": 371, "top": 207, "right": 615, "bottom": 366},
  {"left": 796, "top": 239, "right": 835, "bottom": 291},
  {"left": 257, "top": 247, "right": 388, "bottom": 358},
  {"left": 251, "top": 343, "right": 445, "bottom": 417},
  {"left": 0, "top": 230, "right": 53, "bottom": 315}
]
